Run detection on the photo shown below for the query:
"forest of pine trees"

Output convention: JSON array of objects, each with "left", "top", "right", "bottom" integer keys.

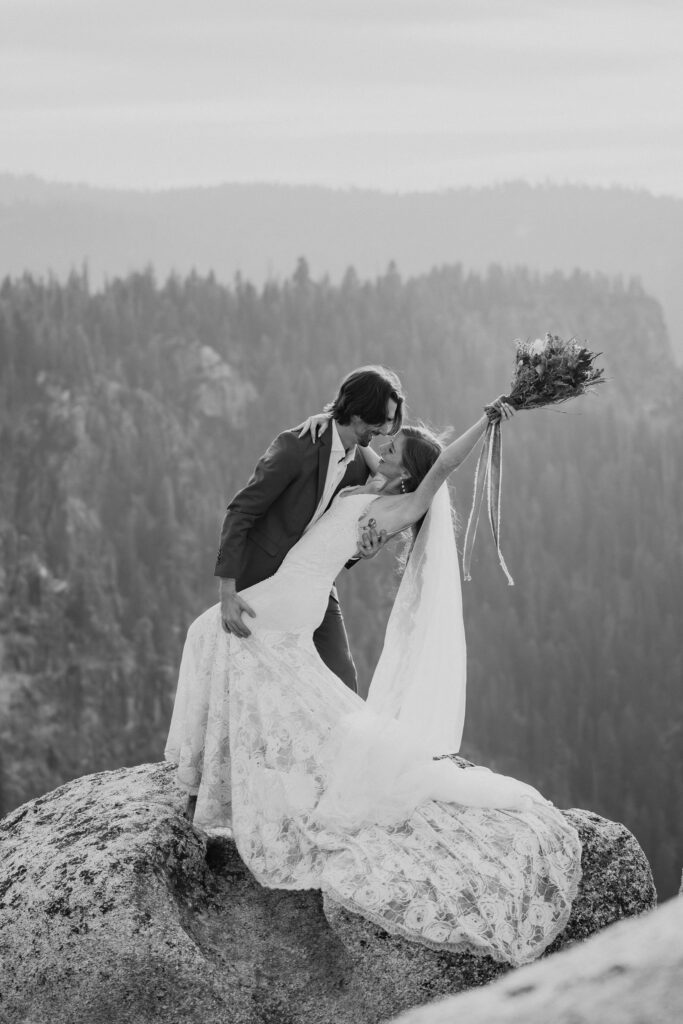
[{"left": 0, "top": 262, "right": 681, "bottom": 898}]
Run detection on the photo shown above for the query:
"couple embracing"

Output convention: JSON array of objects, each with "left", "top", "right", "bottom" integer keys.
[{"left": 165, "top": 365, "right": 581, "bottom": 967}]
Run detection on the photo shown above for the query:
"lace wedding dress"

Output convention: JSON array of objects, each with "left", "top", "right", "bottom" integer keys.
[{"left": 165, "top": 490, "right": 581, "bottom": 966}]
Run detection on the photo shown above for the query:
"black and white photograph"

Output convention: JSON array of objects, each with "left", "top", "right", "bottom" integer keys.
[{"left": 0, "top": 2, "right": 681, "bottom": 1022}]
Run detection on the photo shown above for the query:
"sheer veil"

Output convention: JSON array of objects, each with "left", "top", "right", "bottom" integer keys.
[
  {"left": 317, "top": 482, "right": 550, "bottom": 827},
  {"left": 315, "top": 481, "right": 555, "bottom": 830},
  {"left": 366, "top": 483, "right": 466, "bottom": 753}
]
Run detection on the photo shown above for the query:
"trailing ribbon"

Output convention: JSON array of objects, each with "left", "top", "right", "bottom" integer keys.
[{"left": 462, "top": 416, "right": 515, "bottom": 586}]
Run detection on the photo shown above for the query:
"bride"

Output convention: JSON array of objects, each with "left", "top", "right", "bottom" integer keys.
[{"left": 165, "top": 400, "right": 581, "bottom": 967}]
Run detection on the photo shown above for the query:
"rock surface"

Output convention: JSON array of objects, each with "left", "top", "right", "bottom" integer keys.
[
  {"left": 0, "top": 762, "right": 656, "bottom": 1024},
  {"left": 391, "top": 894, "right": 682, "bottom": 1024}
]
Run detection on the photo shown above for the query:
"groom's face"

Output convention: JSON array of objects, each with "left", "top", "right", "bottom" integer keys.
[{"left": 351, "top": 398, "right": 398, "bottom": 447}]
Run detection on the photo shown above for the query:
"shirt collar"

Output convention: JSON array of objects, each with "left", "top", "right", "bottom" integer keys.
[{"left": 331, "top": 420, "right": 356, "bottom": 465}]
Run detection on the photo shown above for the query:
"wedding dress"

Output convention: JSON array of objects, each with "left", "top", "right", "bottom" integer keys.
[{"left": 165, "top": 488, "right": 581, "bottom": 966}]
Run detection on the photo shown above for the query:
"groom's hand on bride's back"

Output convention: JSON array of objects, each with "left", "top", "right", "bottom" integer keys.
[{"left": 219, "top": 579, "right": 256, "bottom": 638}]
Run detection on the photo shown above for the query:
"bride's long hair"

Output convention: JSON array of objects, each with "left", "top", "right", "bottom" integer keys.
[{"left": 401, "top": 423, "right": 443, "bottom": 481}]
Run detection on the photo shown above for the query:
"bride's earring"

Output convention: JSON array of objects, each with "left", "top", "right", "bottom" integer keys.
[{"left": 400, "top": 479, "right": 407, "bottom": 494}]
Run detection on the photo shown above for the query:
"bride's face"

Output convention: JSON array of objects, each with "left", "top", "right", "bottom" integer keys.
[{"left": 377, "top": 432, "right": 408, "bottom": 486}]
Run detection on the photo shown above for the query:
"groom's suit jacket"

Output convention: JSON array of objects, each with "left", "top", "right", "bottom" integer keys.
[{"left": 214, "top": 426, "right": 369, "bottom": 592}]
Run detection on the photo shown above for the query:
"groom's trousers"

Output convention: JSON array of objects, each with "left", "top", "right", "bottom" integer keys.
[{"left": 313, "top": 592, "right": 358, "bottom": 694}]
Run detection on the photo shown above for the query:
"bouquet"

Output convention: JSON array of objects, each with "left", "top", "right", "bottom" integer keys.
[
  {"left": 463, "top": 335, "right": 605, "bottom": 585},
  {"left": 502, "top": 334, "right": 605, "bottom": 410}
]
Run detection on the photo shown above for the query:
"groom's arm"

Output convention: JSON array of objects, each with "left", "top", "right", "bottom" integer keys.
[
  {"left": 216, "top": 431, "right": 303, "bottom": 638},
  {"left": 214, "top": 431, "right": 301, "bottom": 581}
]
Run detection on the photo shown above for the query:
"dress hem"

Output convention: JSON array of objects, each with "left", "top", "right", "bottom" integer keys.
[{"left": 219, "top": 819, "right": 584, "bottom": 968}]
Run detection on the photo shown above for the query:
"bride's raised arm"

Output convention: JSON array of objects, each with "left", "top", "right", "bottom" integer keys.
[
  {"left": 396, "top": 399, "right": 512, "bottom": 528},
  {"left": 412, "top": 415, "right": 488, "bottom": 512}
]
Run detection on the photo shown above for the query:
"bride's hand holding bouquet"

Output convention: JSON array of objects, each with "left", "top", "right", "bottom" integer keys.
[{"left": 483, "top": 397, "right": 515, "bottom": 425}]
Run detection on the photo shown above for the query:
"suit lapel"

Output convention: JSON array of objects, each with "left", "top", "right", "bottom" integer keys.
[{"left": 315, "top": 428, "right": 333, "bottom": 509}]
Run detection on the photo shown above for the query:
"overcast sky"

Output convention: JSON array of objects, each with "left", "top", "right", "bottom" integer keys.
[{"left": 2, "top": 0, "right": 682, "bottom": 195}]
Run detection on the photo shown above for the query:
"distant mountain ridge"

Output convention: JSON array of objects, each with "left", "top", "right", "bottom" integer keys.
[{"left": 1, "top": 175, "right": 681, "bottom": 360}]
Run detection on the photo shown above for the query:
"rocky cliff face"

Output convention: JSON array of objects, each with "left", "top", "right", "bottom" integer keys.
[{"left": 0, "top": 762, "right": 655, "bottom": 1024}]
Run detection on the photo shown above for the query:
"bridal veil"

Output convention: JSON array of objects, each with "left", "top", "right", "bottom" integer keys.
[{"left": 367, "top": 483, "right": 466, "bottom": 753}]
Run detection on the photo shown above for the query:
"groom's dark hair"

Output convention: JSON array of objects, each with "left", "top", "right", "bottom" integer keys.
[{"left": 326, "top": 365, "right": 405, "bottom": 434}]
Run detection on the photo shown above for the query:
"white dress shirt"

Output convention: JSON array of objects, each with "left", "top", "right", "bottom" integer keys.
[{"left": 305, "top": 420, "right": 357, "bottom": 532}]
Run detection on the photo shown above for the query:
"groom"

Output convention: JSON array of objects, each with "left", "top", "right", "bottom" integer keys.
[{"left": 214, "top": 365, "right": 405, "bottom": 693}]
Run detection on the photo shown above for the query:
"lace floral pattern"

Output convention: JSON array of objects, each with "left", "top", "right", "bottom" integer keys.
[
  {"left": 166, "top": 605, "right": 581, "bottom": 966},
  {"left": 322, "top": 801, "right": 580, "bottom": 964},
  {"left": 165, "top": 491, "right": 581, "bottom": 967}
]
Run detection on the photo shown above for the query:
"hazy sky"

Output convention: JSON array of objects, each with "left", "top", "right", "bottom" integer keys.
[{"left": 2, "top": 0, "right": 682, "bottom": 194}]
